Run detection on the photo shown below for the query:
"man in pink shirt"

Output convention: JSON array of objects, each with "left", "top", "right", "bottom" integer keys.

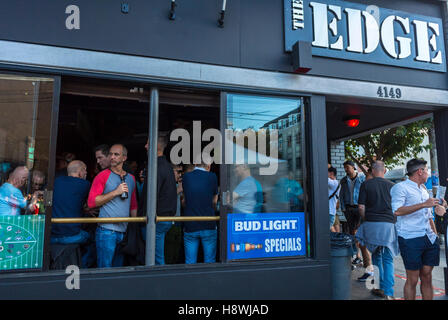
[{"left": 88, "top": 144, "right": 138, "bottom": 268}]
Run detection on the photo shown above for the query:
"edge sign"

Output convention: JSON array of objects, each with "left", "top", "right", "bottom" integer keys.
[{"left": 284, "top": 0, "right": 446, "bottom": 72}]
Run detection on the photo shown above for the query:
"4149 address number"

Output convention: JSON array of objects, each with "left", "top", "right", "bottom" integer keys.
[{"left": 377, "top": 86, "right": 402, "bottom": 99}]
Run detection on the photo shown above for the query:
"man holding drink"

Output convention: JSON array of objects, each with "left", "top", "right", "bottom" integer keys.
[
  {"left": 88, "top": 144, "right": 138, "bottom": 268},
  {"left": 391, "top": 158, "right": 447, "bottom": 300}
]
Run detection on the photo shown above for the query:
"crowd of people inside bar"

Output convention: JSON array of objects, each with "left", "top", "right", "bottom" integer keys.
[
  {"left": 0, "top": 132, "right": 284, "bottom": 269},
  {"left": 48, "top": 136, "right": 222, "bottom": 268}
]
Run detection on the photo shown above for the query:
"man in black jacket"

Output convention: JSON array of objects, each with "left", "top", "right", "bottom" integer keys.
[{"left": 139, "top": 135, "right": 177, "bottom": 265}]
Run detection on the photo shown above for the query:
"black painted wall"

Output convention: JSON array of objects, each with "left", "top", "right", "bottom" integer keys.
[
  {"left": 307, "top": 95, "right": 330, "bottom": 261},
  {"left": 0, "top": 261, "right": 331, "bottom": 299},
  {"left": 0, "top": 0, "right": 446, "bottom": 89},
  {"left": 434, "top": 109, "right": 448, "bottom": 194}
]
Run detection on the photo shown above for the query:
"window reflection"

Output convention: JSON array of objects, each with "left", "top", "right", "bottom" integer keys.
[
  {"left": 0, "top": 75, "right": 53, "bottom": 271},
  {"left": 231, "top": 164, "right": 263, "bottom": 214},
  {"left": 226, "top": 94, "right": 307, "bottom": 260},
  {"left": 227, "top": 95, "right": 305, "bottom": 214}
]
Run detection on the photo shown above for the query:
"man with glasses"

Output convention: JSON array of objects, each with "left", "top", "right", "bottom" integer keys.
[{"left": 391, "top": 158, "right": 447, "bottom": 300}]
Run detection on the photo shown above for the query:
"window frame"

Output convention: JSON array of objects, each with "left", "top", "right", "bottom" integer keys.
[
  {"left": 0, "top": 70, "right": 319, "bottom": 275},
  {"left": 0, "top": 70, "right": 61, "bottom": 274},
  {"left": 220, "top": 91, "right": 311, "bottom": 263}
]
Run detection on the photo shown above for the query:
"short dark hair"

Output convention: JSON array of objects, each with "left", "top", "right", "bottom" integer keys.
[
  {"left": 328, "top": 166, "right": 337, "bottom": 176},
  {"left": 372, "top": 160, "right": 385, "bottom": 172},
  {"left": 158, "top": 135, "right": 168, "bottom": 150},
  {"left": 94, "top": 144, "right": 109, "bottom": 157},
  {"left": 406, "top": 158, "right": 427, "bottom": 176},
  {"left": 343, "top": 160, "right": 355, "bottom": 168}
]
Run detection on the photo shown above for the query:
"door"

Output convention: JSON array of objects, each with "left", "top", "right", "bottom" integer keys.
[
  {"left": 220, "top": 93, "right": 308, "bottom": 262},
  {"left": 0, "top": 73, "right": 59, "bottom": 272}
]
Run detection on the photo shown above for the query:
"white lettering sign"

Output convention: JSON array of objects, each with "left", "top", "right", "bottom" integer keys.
[
  {"left": 292, "top": 0, "right": 305, "bottom": 29},
  {"left": 307, "top": 1, "right": 443, "bottom": 65},
  {"left": 234, "top": 219, "right": 298, "bottom": 232}
]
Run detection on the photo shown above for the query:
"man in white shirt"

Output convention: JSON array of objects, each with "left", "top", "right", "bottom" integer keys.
[
  {"left": 391, "top": 158, "right": 447, "bottom": 300},
  {"left": 328, "top": 166, "right": 340, "bottom": 232}
]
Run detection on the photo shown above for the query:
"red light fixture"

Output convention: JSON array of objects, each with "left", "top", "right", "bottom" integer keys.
[{"left": 344, "top": 116, "right": 360, "bottom": 128}]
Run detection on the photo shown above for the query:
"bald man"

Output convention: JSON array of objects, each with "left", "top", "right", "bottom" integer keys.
[
  {"left": 88, "top": 144, "right": 137, "bottom": 268},
  {"left": 0, "top": 166, "right": 39, "bottom": 216},
  {"left": 51, "top": 160, "right": 91, "bottom": 251}
]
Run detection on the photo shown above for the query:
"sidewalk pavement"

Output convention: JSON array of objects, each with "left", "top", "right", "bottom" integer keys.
[{"left": 350, "top": 240, "right": 448, "bottom": 300}]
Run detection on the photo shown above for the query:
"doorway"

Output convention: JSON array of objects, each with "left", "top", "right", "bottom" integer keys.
[{"left": 56, "top": 78, "right": 221, "bottom": 266}]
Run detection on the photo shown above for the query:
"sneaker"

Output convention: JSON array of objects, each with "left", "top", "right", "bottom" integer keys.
[
  {"left": 357, "top": 272, "right": 374, "bottom": 282},
  {"left": 352, "top": 257, "right": 362, "bottom": 265},
  {"left": 384, "top": 295, "right": 395, "bottom": 300},
  {"left": 371, "top": 288, "right": 385, "bottom": 298}
]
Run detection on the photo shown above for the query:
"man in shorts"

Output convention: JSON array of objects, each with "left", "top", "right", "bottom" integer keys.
[{"left": 391, "top": 158, "right": 447, "bottom": 300}]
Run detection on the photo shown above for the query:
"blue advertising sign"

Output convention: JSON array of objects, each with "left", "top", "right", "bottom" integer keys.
[
  {"left": 284, "top": 0, "right": 446, "bottom": 72},
  {"left": 227, "top": 212, "right": 306, "bottom": 260}
]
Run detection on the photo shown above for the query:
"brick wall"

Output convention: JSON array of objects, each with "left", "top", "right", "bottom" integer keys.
[{"left": 329, "top": 141, "right": 346, "bottom": 180}]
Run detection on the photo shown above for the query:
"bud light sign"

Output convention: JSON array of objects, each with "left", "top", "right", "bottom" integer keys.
[{"left": 227, "top": 212, "right": 306, "bottom": 260}]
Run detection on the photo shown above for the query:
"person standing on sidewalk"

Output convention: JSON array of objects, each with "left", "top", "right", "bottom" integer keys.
[
  {"left": 328, "top": 166, "right": 340, "bottom": 232},
  {"left": 339, "top": 160, "right": 372, "bottom": 270},
  {"left": 391, "top": 158, "right": 447, "bottom": 300},
  {"left": 356, "top": 161, "right": 398, "bottom": 300}
]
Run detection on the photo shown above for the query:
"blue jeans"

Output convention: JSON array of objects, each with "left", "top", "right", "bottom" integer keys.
[
  {"left": 51, "top": 230, "right": 94, "bottom": 268},
  {"left": 372, "top": 246, "right": 394, "bottom": 296},
  {"left": 141, "top": 222, "right": 174, "bottom": 265},
  {"left": 184, "top": 229, "right": 217, "bottom": 264},
  {"left": 51, "top": 230, "right": 90, "bottom": 245},
  {"left": 155, "top": 222, "right": 173, "bottom": 265},
  {"left": 95, "top": 227, "right": 125, "bottom": 268}
]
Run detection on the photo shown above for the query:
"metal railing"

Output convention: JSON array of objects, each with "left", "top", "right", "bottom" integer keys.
[{"left": 51, "top": 216, "right": 220, "bottom": 224}]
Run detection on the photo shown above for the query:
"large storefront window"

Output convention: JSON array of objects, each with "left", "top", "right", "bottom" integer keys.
[
  {"left": 224, "top": 94, "right": 307, "bottom": 261},
  {"left": 0, "top": 75, "right": 55, "bottom": 272}
]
